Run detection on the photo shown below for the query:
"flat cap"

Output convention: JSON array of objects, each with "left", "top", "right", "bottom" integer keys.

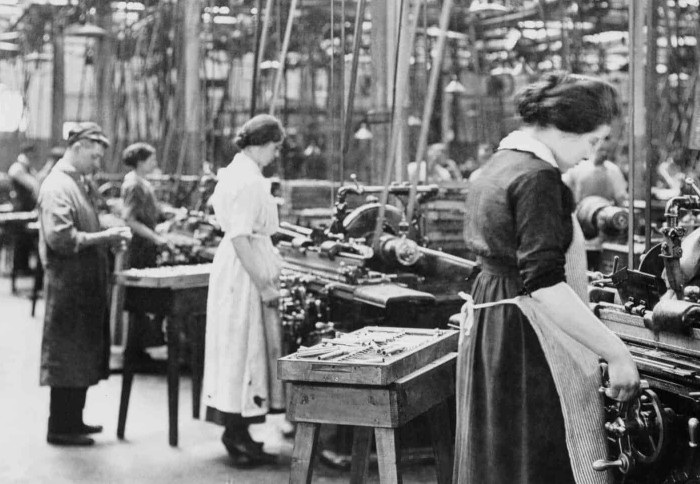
[{"left": 66, "top": 122, "right": 110, "bottom": 147}]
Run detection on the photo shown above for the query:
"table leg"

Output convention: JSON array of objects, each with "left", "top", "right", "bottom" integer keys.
[
  {"left": 117, "top": 316, "right": 137, "bottom": 439},
  {"left": 188, "top": 313, "right": 205, "bottom": 419},
  {"left": 289, "top": 422, "right": 321, "bottom": 484},
  {"left": 375, "top": 428, "right": 402, "bottom": 484},
  {"left": 350, "top": 426, "right": 373, "bottom": 484},
  {"left": 427, "top": 401, "right": 454, "bottom": 484},
  {"left": 31, "top": 263, "right": 42, "bottom": 317},
  {"left": 166, "top": 315, "right": 180, "bottom": 446}
]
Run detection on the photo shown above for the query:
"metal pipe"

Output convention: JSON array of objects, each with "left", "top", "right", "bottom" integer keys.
[
  {"left": 406, "top": 0, "right": 455, "bottom": 226},
  {"left": 269, "top": 0, "right": 299, "bottom": 116}
]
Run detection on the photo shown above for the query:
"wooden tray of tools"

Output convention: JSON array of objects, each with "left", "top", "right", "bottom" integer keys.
[
  {"left": 278, "top": 326, "right": 458, "bottom": 386},
  {"left": 114, "top": 263, "right": 211, "bottom": 289}
]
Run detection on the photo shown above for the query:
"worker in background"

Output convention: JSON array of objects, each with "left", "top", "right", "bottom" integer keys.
[
  {"left": 8, "top": 142, "right": 40, "bottom": 274},
  {"left": 562, "top": 135, "right": 628, "bottom": 205},
  {"left": 407, "top": 142, "right": 457, "bottom": 183},
  {"left": 37, "top": 146, "right": 66, "bottom": 185},
  {"left": 466, "top": 142, "right": 495, "bottom": 182},
  {"left": 120, "top": 142, "right": 172, "bottom": 364},
  {"left": 38, "top": 122, "right": 132, "bottom": 446},
  {"left": 563, "top": 136, "right": 628, "bottom": 270}
]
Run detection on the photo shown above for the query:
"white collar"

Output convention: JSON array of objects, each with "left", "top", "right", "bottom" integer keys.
[
  {"left": 497, "top": 130, "right": 559, "bottom": 169},
  {"left": 232, "top": 151, "right": 262, "bottom": 175}
]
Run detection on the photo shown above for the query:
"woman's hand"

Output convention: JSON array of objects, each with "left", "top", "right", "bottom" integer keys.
[{"left": 604, "top": 353, "right": 641, "bottom": 402}]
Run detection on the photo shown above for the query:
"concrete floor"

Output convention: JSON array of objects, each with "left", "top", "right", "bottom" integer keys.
[{"left": 0, "top": 276, "right": 439, "bottom": 484}]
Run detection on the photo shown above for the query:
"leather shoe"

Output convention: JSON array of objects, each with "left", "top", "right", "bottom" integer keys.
[
  {"left": 221, "top": 434, "right": 276, "bottom": 467},
  {"left": 47, "top": 432, "right": 95, "bottom": 446},
  {"left": 77, "top": 423, "right": 103, "bottom": 434}
]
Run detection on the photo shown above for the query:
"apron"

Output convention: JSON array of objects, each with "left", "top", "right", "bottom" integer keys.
[
  {"left": 455, "top": 216, "right": 613, "bottom": 484},
  {"left": 202, "top": 160, "right": 285, "bottom": 419}
]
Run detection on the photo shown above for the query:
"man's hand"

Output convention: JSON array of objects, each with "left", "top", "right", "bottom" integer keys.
[{"left": 104, "top": 226, "right": 132, "bottom": 245}]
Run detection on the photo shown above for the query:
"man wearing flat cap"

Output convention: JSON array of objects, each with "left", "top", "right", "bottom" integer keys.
[{"left": 38, "top": 122, "right": 132, "bottom": 446}]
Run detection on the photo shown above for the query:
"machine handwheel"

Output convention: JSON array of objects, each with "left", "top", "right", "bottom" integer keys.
[{"left": 626, "top": 388, "right": 669, "bottom": 465}]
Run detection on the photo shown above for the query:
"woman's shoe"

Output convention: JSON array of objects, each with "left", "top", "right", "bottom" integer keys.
[{"left": 221, "top": 431, "right": 277, "bottom": 467}]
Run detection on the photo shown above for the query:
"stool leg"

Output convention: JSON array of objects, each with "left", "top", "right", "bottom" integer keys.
[
  {"left": 290, "top": 422, "right": 320, "bottom": 484},
  {"left": 427, "top": 401, "right": 454, "bottom": 484},
  {"left": 375, "top": 428, "right": 402, "bottom": 484},
  {"left": 166, "top": 316, "right": 180, "bottom": 446},
  {"left": 350, "top": 426, "right": 373, "bottom": 484}
]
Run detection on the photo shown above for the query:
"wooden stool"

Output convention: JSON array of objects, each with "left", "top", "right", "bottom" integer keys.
[{"left": 287, "top": 352, "right": 456, "bottom": 484}]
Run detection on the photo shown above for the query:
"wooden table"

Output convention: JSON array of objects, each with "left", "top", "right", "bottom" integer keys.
[
  {"left": 0, "top": 210, "right": 38, "bottom": 294},
  {"left": 114, "top": 265, "right": 210, "bottom": 446},
  {"left": 285, "top": 352, "right": 456, "bottom": 484}
]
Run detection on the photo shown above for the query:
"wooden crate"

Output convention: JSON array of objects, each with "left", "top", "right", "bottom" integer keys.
[{"left": 278, "top": 326, "right": 458, "bottom": 386}]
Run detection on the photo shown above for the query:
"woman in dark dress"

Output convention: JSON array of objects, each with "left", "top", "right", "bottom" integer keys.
[
  {"left": 121, "top": 142, "right": 170, "bottom": 268},
  {"left": 456, "top": 72, "right": 640, "bottom": 484},
  {"left": 120, "top": 142, "right": 171, "bottom": 355}
]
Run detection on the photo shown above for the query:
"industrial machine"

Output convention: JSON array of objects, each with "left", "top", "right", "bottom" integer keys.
[
  {"left": 591, "top": 183, "right": 700, "bottom": 483},
  {"left": 274, "top": 179, "right": 476, "bottom": 352}
]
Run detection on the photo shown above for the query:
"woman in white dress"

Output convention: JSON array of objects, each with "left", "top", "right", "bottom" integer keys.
[{"left": 202, "top": 114, "right": 285, "bottom": 466}]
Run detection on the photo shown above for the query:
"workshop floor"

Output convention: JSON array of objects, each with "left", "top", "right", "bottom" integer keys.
[{"left": 0, "top": 276, "right": 440, "bottom": 484}]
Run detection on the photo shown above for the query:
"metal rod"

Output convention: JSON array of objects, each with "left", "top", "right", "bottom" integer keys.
[
  {"left": 644, "top": 0, "right": 658, "bottom": 252},
  {"left": 269, "top": 0, "right": 299, "bottom": 116},
  {"left": 372, "top": 0, "right": 422, "bottom": 250},
  {"left": 406, "top": 0, "right": 455, "bottom": 225},
  {"left": 251, "top": 0, "right": 274, "bottom": 116},
  {"left": 341, "top": 0, "right": 368, "bottom": 158},
  {"left": 627, "top": 0, "right": 646, "bottom": 269}
]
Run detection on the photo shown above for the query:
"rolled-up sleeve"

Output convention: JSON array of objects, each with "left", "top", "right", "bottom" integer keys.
[
  {"left": 121, "top": 182, "right": 143, "bottom": 222},
  {"left": 40, "top": 187, "right": 84, "bottom": 254},
  {"left": 510, "top": 168, "right": 567, "bottom": 293}
]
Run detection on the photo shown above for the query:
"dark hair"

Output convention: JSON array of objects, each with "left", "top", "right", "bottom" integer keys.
[
  {"left": 122, "top": 142, "right": 156, "bottom": 168},
  {"left": 233, "top": 114, "right": 285, "bottom": 150},
  {"left": 515, "top": 72, "right": 621, "bottom": 134}
]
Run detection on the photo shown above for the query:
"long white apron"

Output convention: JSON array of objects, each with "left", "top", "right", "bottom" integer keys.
[{"left": 202, "top": 154, "right": 283, "bottom": 419}]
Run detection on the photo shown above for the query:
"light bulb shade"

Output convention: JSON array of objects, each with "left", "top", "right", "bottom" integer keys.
[
  {"left": 445, "top": 77, "right": 466, "bottom": 94},
  {"left": 354, "top": 123, "right": 373, "bottom": 140},
  {"left": 407, "top": 115, "right": 422, "bottom": 127},
  {"left": 64, "top": 23, "right": 107, "bottom": 38}
]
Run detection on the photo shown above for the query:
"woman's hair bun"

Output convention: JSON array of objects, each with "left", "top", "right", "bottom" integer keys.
[
  {"left": 233, "top": 114, "right": 284, "bottom": 149},
  {"left": 515, "top": 71, "right": 620, "bottom": 134}
]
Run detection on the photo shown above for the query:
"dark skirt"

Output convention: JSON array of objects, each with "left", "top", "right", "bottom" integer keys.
[{"left": 453, "top": 267, "right": 576, "bottom": 484}]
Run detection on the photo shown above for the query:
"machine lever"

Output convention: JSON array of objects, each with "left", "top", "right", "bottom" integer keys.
[
  {"left": 593, "top": 458, "right": 624, "bottom": 472},
  {"left": 689, "top": 418, "right": 699, "bottom": 448}
]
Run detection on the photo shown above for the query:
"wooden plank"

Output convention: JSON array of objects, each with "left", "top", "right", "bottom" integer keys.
[
  {"left": 395, "top": 353, "right": 456, "bottom": 425},
  {"left": 286, "top": 352, "right": 456, "bottom": 428},
  {"left": 287, "top": 383, "right": 398, "bottom": 427}
]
